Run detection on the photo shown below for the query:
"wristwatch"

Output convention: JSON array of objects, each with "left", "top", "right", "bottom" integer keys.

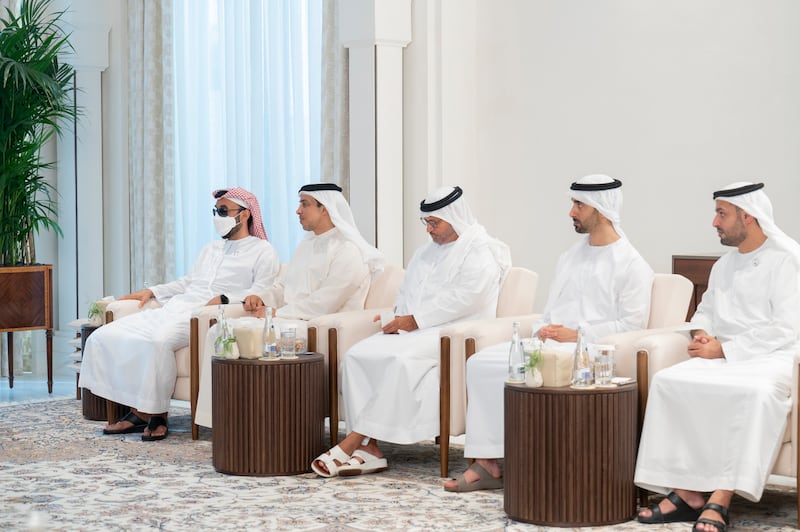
[{"left": 220, "top": 294, "right": 229, "bottom": 304}]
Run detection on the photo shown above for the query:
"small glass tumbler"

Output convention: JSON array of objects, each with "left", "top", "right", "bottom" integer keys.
[
  {"left": 593, "top": 344, "right": 615, "bottom": 385},
  {"left": 280, "top": 327, "right": 297, "bottom": 359}
]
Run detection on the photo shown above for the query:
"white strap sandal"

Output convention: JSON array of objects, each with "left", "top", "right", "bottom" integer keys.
[
  {"left": 338, "top": 449, "right": 389, "bottom": 477},
  {"left": 310, "top": 445, "right": 351, "bottom": 477}
]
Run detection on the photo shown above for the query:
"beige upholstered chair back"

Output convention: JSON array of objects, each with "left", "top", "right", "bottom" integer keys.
[
  {"left": 363, "top": 265, "right": 405, "bottom": 309},
  {"left": 496, "top": 267, "right": 539, "bottom": 317},
  {"left": 646, "top": 273, "right": 693, "bottom": 329}
]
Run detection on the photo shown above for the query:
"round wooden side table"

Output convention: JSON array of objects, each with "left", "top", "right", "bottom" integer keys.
[
  {"left": 504, "top": 382, "right": 638, "bottom": 526},
  {"left": 212, "top": 353, "right": 326, "bottom": 476},
  {"left": 80, "top": 324, "right": 127, "bottom": 421}
]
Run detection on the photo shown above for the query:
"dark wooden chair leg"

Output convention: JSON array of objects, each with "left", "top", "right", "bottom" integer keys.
[{"left": 7, "top": 331, "right": 14, "bottom": 388}]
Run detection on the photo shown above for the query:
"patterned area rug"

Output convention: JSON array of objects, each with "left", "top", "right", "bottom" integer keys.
[{"left": 0, "top": 399, "right": 796, "bottom": 531}]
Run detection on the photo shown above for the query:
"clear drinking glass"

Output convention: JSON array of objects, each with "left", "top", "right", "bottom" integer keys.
[
  {"left": 280, "top": 327, "right": 297, "bottom": 359},
  {"left": 593, "top": 344, "right": 615, "bottom": 385}
]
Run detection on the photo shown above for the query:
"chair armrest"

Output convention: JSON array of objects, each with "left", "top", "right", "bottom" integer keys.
[
  {"left": 634, "top": 330, "right": 691, "bottom": 385},
  {"left": 322, "top": 308, "right": 388, "bottom": 356},
  {"left": 601, "top": 325, "right": 686, "bottom": 380},
  {"left": 106, "top": 299, "right": 161, "bottom": 321},
  {"left": 192, "top": 303, "right": 250, "bottom": 325},
  {"left": 436, "top": 313, "right": 539, "bottom": 441},
  {"left": 439, "top": 314, "right": 541, "bottom": 354}
]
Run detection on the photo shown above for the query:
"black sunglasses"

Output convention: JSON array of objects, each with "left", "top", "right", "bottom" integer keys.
[{"left": 212, "top": 206, "right": 246, "bottom": 217}]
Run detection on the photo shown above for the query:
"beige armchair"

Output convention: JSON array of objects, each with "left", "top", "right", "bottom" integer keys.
[
  {"left": 306, "top": 264, "right": 405, "bottom": 446},
  {"left": 437, "top": 272, "right": 693, "bottom": 476},
  {"left": 438, "top": 267, "right": 539, "bottom": 476},
  {"left": 600, "top": 272, "right": 694, "bottom": 421},
  {"left": 632, "top": 331, "right": 799, "bottom": 525},
  {"left": 102, "top": 300, "right": 230, "bottom": 439}
]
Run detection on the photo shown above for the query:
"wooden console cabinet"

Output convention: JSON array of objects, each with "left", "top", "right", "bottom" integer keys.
[{"left": 0, "top": 264, "right": 54, "bottom": 392}]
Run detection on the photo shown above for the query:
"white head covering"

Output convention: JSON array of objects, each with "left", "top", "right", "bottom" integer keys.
[
  {"left": 420, "top": 186, "right": 512, "bottom": 279},
  {"left": 419, "top": 186, "right": 475, "bottom": 236},
  {"left": 713, "top": 182, "right": 800, "bottom": 263},
  {"left": 568, "top": 174, "right": 625, "bottom": 238},
  {"left": 299, "top": 183, "right": 385, "bottom": 275}
]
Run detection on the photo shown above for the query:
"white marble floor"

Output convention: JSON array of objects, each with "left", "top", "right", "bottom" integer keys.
[{"left": 0, "top": 375, "right": 75, "bottom": 406}]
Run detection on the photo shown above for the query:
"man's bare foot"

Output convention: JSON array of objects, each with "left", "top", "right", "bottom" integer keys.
[
  {"left": 102, "top": 410, "right": 148, "bottom": 434},
  {"left": 443, "top": 458, "right": 502, "bottom": 490},
  {"left": 142, "top": 414, "right": 168, "bottom": 440}
]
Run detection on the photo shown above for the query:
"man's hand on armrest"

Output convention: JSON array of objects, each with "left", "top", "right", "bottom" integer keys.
[
  {"left": 380, "top": 314, "right": 418, "bottom": 334},
  {"left": 120, "top": 288, "right": 155, "bottom": 308}
]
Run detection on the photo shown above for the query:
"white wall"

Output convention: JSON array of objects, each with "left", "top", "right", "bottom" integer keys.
[{"left": 404, "top": 0, "right": 800, "bottom": 310}]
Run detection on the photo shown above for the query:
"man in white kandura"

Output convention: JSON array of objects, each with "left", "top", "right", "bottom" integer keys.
[
  {"left": 80, "top": 187, "right": 280, "bottom": 441},
  {"left": 444, "top": 174, "right": 654, "bottom": 492},
  {"left": 636, "top": 182, "right": 800, "bottom": 532},
  {"left": 311, "top": 185, "right": 512, "bottom": 478},
  {"left": 194, "top": 182, "right": 384, "bottom": 428}
]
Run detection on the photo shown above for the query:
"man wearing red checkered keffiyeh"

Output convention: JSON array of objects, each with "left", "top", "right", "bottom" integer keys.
[
  {"left": 78, "top": 187, "right": 281, "bottom": 442},
  {"left": 212, "top": 187, "right": 268, "bottom": 240}
]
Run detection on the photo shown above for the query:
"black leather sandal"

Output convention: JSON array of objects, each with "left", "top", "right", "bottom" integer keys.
[
  {"left": 692, "top": 502, "right": 730, "bottom": 532},
  {"left": 638, "top": 491, "right": 702, "bottom": 524},
  {"left": 102, "top": 411, "right": 147, "bottom": 435},
  {"left": 141, "top": 415, "right": 169, "bottom": 441}
]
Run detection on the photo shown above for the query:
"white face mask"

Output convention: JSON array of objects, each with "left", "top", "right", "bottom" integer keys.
[{"left": 214, "top": 214, "right": 240, "bottom": 239}]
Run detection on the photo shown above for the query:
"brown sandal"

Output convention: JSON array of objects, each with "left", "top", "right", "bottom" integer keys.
[{"left": 444, "top": 462, "right": 503, "bottom": 492}]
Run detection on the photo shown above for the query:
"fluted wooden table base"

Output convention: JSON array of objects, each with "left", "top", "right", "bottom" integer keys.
[
  {"left": 80, "top": 325, "right": 127, "bottom": 421},
  {"left": 212, "top": 354, "right": 325, "bottom": 476},
  {"left": 82, "top": 389, "right": 127, "bottom": 421},
  {"left": 504, "top": 382, "right": 637, "bottom": 526}
]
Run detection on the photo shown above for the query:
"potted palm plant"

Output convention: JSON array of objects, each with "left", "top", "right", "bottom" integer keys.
[
  {"left": 0, "top": 0, "right": 77, "bottom": 393},
  {"left": 0, "top": 0, "right": 76, "bottom": 265}
]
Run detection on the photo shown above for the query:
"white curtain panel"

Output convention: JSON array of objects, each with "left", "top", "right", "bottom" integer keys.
[
  {"left": 321, "top": 0, "right": 349, "bottom": 198},
  {"left": 128, "top": 0, "right": 176, "bottom": 287},
  {"left": 172, "top": 0, "right": 323, "bottom": 267},
  {"left": 0, "top": 0, "right": 18, "bottom": 17}
]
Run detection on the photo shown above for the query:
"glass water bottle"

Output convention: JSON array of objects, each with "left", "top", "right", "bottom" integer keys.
[
  {"left": 507, "top": 321, "right": 525, "bottom": 383},
  {"left": 262, "top": 306, "right": 278, "bottom": 359},
  {"left": 572, "top": 325, "right": 593, "bottom": 387}
]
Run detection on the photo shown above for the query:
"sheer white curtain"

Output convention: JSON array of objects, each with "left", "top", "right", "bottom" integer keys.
[
  {"left": 129, "top": 0, "right": 175, "bottom": 287},
  {"left": 172, "top": 0, "right": 322, "bottom": 270}
]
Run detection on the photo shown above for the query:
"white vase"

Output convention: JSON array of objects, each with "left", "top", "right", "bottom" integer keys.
[{"left": 526, "top": 366, "right": 543, "bottom": 388}]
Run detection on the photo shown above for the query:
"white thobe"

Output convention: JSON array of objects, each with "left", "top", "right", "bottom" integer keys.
[
  {"left": 464, "top": 237, "right": 653, "bottom": 458},
  {"left": 194, "top": 228, "right": 371, "bottom": 428},
  {"left": 635, "top": 241, "right": 800, "bottom": 501},
  {"left": 263, "top": 227, "right": 370, "bottom": 320},
  {"left": 342, "top": 238, "right": 504, "bottom": 444},
  {"left": 79, "top": 237, "right": 280, "bottom": 414}
]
